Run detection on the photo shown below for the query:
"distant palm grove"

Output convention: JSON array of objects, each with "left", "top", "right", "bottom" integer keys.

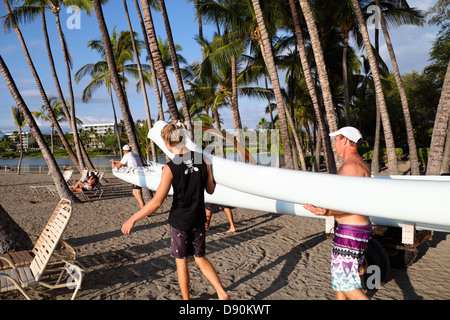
[{"left": 0, "top": 0, "right": 448, "bottom": 202}]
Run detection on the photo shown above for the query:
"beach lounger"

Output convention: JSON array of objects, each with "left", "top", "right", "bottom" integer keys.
[
  {"left": 0, "top": 199, "right": 84, "bottom": 300},
  {"left": 0, "top": 199, "right": 82, "bottom": 271},
  {"left": 73, "top": 183, "right": 104, "bottom": 200},
  {"left": 30, "top": 169, "right": 74, "bottom": 194}
]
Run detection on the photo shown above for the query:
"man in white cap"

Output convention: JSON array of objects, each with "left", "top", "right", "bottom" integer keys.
[
  {"left": 304, "top": 127, "right": 372, "bottom": 300},
  {"left": 110, "top": 144, "right": 145, "bottom": 208}
]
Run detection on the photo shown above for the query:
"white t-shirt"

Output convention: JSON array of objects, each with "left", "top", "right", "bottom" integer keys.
[{"left": 120, "top": 152, "right": 142, "bottom": 167}]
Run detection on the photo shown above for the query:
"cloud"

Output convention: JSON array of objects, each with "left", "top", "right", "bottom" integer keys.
[
  {"left": 21, "top": 90, "right": 41, "bottom": 97},
  {"left": 0, "top": 45, "right": 18, "bottom": 55},
  {"left": 79, "top": 115, "right": 115, "bottom": 125}
]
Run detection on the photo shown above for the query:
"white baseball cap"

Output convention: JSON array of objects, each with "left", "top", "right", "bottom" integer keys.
[
  {"left": 122, "top": 144, "right": 131, "bottom": 151},
  {"left": 329, "top": 127, "right": 362, "bottom": 143}
]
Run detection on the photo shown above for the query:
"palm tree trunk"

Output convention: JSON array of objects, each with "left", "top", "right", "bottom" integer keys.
[
  {"left": 342, "top": 30, "right": 351, "bottom": 126},
  {"left": 372, "top": 31, "right": 381, "bottom": 175},
  {"left": 17, "top": 128, "right": 23, "bottom": 175},
  {"left": 123, "top": 0, "right": 157, "bottom": 162},
  {"left": 212, "top": 108, "right": 225, "bottom": 158},
  {"left": 41, "top": 11, "right": 71, "bottom": 156},
  {"left": 252, "top": 0, "right": 293, "bottom": 169},
  {"left": 158, "top": 0, "right": 193, "bottom": 135},
  {"left": 426, "top": 60, "right": 450, "bottom": 175},
  {"left": 284, "top": 103, "right": 307, "bottom": 170},
  {"left": 288, "top": 0, "right": 336, "bottom": 173},
  {"left": 42, "top": 9, "right": 94, "bottom": 173},
  {"left": 230, "top": 55, "right": 245, "bottom": 162},
  {"left": 139, "top": 0, "right": 180, "bottom": 122},
  {"left": 92, "top": 0, "right": 143, "bottom": 160},
  {"left": 133, "top": 0, "right": 165, "bottom": 121},
  {"left": 54, "top": 11, "right": 89, "bottom": 171},
  {"left": 372, "top": 102, "right": 381, "bottom": 174},
  {"left": 109, "top": 85, "right": 123, "bottom": 157},
  {"left": 0, "top": 55, "right": 79, "bottom": 203},
  {"left": 350, "top": 0, "right": 399, "bottom": 175},
  {"left": 375, "top": 0, "right": 419, "bottom": 175},
  {"left": 298, "top": 0, "right": 341, "bottom": 170},
  {"left": 3, "top": 0, "right": 81, "bottom": 172},
  {"left": 440, "top": 117, "right": 450, "bottom": 174}
]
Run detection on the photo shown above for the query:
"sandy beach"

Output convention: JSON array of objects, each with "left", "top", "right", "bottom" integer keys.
[{"left": 0, "top": 166, "right": 449, "bottom": 301}]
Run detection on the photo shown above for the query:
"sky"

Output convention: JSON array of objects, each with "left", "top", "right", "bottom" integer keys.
[{"left": 0, "top": 0, "right": 442, "bottom": 134}]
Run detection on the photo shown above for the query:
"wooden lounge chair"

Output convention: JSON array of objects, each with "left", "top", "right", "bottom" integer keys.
[
  {"left": 0, "top": 199, "right": 84, "bottom": 300},
  {"left": 0, "top": 199, "right": 82, "bottom": 271}
]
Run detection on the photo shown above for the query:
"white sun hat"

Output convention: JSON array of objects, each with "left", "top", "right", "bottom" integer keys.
[{"left": 329, "top": 127, "right": 363, "bottom": 143}]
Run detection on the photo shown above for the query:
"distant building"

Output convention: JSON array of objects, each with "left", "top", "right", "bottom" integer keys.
[
  {"left": 4, "top": 131, "right": 35, "bottom": 151},
  {"left": 82, "top": 123, "right": 123, "bottom": 148}
]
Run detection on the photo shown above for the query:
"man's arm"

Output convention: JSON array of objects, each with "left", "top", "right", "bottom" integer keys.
[
  {"left": 110, "top": 159, "right": 124, "bottom": 169},
  {"left": 121, "top": 165, "right": 173, "bottom": 235},
  {"left": 205, "top": 157, "right": 216, "bottom": 195},
  {"left": 303, "top": 204, "right": 348, "bottom": 217}
]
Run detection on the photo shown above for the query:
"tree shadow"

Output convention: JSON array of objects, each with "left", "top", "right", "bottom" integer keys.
[
  {"left": 367, "top": 231, "right": 447, "bottom": 300},
  {"left": 208, "top": 231, "right": 326, "bottom": 300}
]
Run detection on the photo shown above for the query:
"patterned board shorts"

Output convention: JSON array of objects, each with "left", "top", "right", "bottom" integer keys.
[
  {"left": 331, "top": 223, "right": 372, "bottom": 292},
  {"left": 170, "top": 225, "right": 206, "bottom": 259}
]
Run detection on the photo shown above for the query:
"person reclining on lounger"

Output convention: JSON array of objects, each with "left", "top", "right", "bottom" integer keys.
[{"left": 71, "top": 172, "right": 98, "bottom": 192}]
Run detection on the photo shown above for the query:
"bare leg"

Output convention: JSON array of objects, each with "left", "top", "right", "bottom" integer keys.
[
  {"left": 205, "top": 209, "right": 212, "bottom": 230},
  {"left": 133, "top": 189, "right": 145, "bottom": 208},
  {"left": 223, "top": 208, "right": 236, "bottom": 233},
  {"left": 176, "top": 258, "right": 190, "bottom": 300},
  {"left": 335, "top": 289, "right": 369, "bottom": 300},
  {"left": 194, "top": 256, "right": 230, "bottom": 300}
]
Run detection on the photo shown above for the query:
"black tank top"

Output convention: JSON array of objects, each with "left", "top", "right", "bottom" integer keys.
[{"left": 166, "top": 151, "right": 208, "bottom": 231}]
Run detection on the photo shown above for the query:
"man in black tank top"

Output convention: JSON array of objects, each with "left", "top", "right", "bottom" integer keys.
[{"left": 121, "top": 123, "right": 229, "bottom": 300}]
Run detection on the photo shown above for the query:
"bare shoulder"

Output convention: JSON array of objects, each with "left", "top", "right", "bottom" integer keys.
[
  {"left": 338, "top": 158, "right": 370, "bottom": 177},
  {"left": 162, "top": 164, "right": 174, "bottom": 178}
]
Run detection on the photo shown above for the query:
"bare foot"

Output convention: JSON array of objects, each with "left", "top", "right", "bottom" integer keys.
[{"left": 218, "top": 291, "right": 230, "bottom": 300}]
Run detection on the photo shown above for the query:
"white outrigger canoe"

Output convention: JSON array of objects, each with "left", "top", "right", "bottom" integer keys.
[{"left": 113, "top": 121, "right": 450, "bottom": 235}]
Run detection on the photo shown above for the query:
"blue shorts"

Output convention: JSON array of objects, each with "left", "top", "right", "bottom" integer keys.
[{"left": 170, "top": 226, "right": 206, "bottom": 259}]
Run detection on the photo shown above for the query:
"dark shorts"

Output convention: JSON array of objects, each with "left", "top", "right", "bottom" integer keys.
[
  {"left": 170, "top": 225, "right": 206, "bottom": 259},
  {"left": 205, "top": 203, "right": 233, "bottom": 213},
  {"left": 132, "top": 184, "right": 142, "bottom": 190}
]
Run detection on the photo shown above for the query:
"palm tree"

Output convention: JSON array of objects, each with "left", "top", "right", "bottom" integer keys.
[
  {"left": 11, "top": 106, "right": 26, "bottom": 175},
  {"left": 154, "top": 36, "right": 187, "bottom": 107},
  {"left": 158, "top": 0, "right": 193, "bottom": 135},
  {"left": 139, "top": 0, "right": 180, "bottom": 122},
  {"left": 13, "top": 0, "right": 93, "bottom": 170},
  {"left": 75, "top": 27, "right": 149, "bottom": 157},
  {"left": 123, "top": 0, "right": 157, "bottom": 162},
  {"left": 427, "top": 61, "right": 450, "bottom": 175},
  {"left": 10, "top": 0, "right": 96, "bottom": 172},
  {"left": 77, "top": 27, "right": 151, "bottom": 156},
  {"left": 2, "top": 0, "right": 82, "bottom": 171},
  {"left": 288, "top": 0, "right": 336, "bottom": 173},
  {"left": 350, "top": 0, "right": 399, "bottom": 174},
  {"left": 197, "top": 33, "right": 249, "bottom": 158},
  {"left": 375, "top": 0, "right": 422, "bottom": 175},
  {"left": 48, "top": 0, "right": 92, "bottom": 170},
  {"left": 298, "top": 0, "right": 341, "bottom": 169},
  {"left": 32, "top": 97, "right": 82, "bottom": 154},
  {"left": 251, "top": 0, "right": 294, "bottom": 169},
  {"left": 92, "top": 0, "right": 143, "bottom": 160},
  {"left": 133, "top": 0, "right": 164, "bottom": 121},
  {"left": 0, "top": 55, "right": 78, "bottom": 202}
]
